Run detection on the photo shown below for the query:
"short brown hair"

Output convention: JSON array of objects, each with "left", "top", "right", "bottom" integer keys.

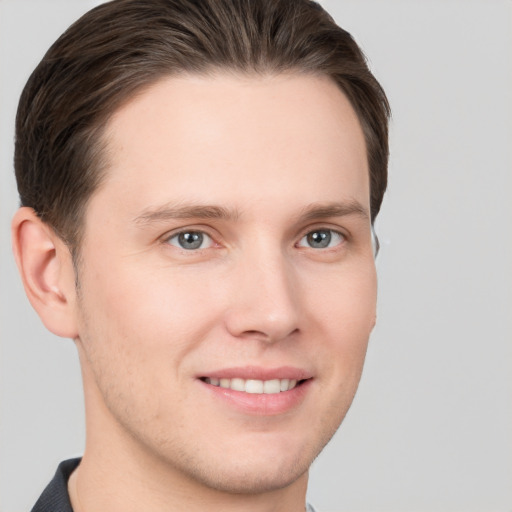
[{"left": 15, "top": 0, "right": 390, "bottom": 248}]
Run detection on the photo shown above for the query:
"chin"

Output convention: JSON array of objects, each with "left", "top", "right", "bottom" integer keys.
[
  {"left": 181, "top": 452, "right": 312, "bottom": 495},
  {"left": 154, "top": 423, "right": 338, "bottom": 496}
]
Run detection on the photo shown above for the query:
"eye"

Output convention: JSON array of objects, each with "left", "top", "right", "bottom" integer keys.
[
  {"left": 167, "top": 231, "right": 213, "bottom": 250},
  {"left": 298, "top": 229, "right": 345, "bottom": 249}
]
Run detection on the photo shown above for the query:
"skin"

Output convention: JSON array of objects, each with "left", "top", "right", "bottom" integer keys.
[{"left": 12, "top": 73, "right": 377, "bottom": 512}]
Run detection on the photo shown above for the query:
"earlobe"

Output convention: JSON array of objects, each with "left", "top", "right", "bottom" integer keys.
[{"left": 11, "top": 207, "right": 79, "bottom": 339}]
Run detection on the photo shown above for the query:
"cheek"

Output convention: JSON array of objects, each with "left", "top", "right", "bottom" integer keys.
[
  {"left": 82, "top": 259, "right": 220, "bottom": 345},
  {"left": 75, "top": 263, "right": 218, "bottom": 426},
  {"left": 307, "top": 259, "right": 377, "bottom": 334},
  {"left": 305, "top": 260, "right": 377, "bottom": 381},
  {"left": 75, "top": 260, "right": 245, "bottom": 422}
]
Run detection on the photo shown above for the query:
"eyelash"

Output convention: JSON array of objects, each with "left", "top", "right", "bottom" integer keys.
[{"left": 164, "top": 227, "right": 346, "bottom": 252}]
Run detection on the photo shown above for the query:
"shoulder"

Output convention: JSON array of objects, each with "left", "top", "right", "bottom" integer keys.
[{"left": 31, "top": 458, "right": 80, "bottom": 512}]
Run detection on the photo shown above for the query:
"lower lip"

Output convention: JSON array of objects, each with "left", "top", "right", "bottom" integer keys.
[{"left": 198, "top": 379, "right": 313, "bottom": 415}]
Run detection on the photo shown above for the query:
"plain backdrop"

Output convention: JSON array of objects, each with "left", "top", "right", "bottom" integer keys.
[{"left": 1, "top": 1, "right": 511, "bottom": 511}]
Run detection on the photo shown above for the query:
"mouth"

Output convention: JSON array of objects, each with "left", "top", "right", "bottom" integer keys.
[
  {"left": 197, "top": 366, "right": 313, "bottom": 414},
  {"left": 200, "top": 377, "right": 306, "bottom": 394}
]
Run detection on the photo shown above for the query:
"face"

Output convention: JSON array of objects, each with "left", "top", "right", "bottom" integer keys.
[{"left": 73, "top": 73, "right": 376, "bottom": 494}]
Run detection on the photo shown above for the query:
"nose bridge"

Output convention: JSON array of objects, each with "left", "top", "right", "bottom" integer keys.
[{"left": 225, "top": 239, "right": 300, "bottom": 342}]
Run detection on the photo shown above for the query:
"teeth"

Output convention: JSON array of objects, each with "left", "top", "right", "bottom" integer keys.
[
  {"left": 245, "top": 379, "right": 263, "bottom": 394},
  {"left": 263, "top": 379, "right": 281, "bottom": 394},
  {"left": 231, "top": 378, "right": 245, "bottom": 392},
  {"left": 204, "top": 377, "right": 300, "bottom": 394}
]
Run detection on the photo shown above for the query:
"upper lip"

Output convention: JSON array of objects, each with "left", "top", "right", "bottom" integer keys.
[{"left": 198, "top": 366, "right": 313, "bottom": 381}]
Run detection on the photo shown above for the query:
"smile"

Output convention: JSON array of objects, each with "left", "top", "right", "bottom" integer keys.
[
  {"left": 202, "top": 377, "right": 299, "bottom": 394},
  {"left": 198, "top": 367, "right": 313, "bottom": 414}
]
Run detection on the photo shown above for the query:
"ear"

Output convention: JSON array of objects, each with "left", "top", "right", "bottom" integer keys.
[{"left": 11, "top": 207, "right": 79, "bottom": 339}]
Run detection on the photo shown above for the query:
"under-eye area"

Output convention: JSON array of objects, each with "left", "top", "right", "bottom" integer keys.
[{"left": 200, "top": 377, "right": 310, "bottom": 394}]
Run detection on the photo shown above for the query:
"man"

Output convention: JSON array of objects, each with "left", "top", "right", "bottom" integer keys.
[{"left": 11, "top": 0, "right": 389, "bottom": 511}]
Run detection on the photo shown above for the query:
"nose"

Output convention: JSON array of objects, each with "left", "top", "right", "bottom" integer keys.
[{"left": 223, "top": 248, "right": 300, "bottom": 344}]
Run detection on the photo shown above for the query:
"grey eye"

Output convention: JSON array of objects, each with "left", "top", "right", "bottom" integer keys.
[
  {"left": 168, "top": 231, "right": 212, "bottom": 250},
  {"left": 298, "top": 229, "right": 344, "bottom": 249}
]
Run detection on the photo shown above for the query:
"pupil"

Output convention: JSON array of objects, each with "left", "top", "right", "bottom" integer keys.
[
  {"left": 308, "top": 230, "right": 330, "bottom": 248},
  {"left": 178, "top": 232, "right": 203, "bottom": 250}
]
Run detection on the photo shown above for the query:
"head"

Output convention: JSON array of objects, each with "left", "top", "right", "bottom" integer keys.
[{"left": 12, "top": 0, "right": 390, "bottom": 501}]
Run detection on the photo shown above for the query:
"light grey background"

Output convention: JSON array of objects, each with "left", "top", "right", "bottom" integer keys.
[{"left": 1, "top": 1, "right": 511, "bottom": 511}]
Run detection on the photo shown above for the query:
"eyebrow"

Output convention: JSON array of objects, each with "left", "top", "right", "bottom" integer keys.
[
  {"left": 133, "top": 203, "right": 240, "bottom": 225},
  {"left": 133, "top": 199, "right": 369, "bottom": 226},
  {"left": 298, "top": 200, "right": 369, "bottom": 223}
]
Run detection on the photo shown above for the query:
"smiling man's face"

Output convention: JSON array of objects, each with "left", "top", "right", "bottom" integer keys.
[{"left": 72, "top": 73, "right": 377, "bottom": 495}]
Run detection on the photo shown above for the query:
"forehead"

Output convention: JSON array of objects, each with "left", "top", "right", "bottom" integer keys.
[{"left": 94, "top": 72, "right": 369, "bottom": 219}]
